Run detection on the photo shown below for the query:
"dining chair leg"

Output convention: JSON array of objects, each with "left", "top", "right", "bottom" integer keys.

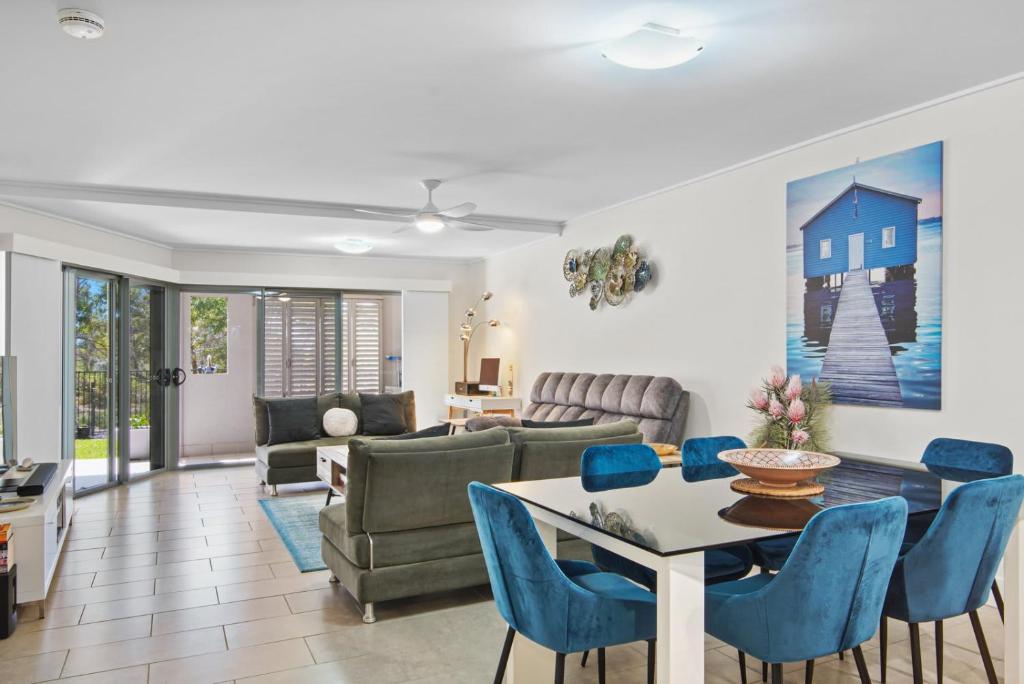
[
  {"left": 580, "top": 650, "right": 589, "bottom": 668},
  {"left": 771, "top": 663, "right": 783, "bottom": 684},
  {"left": 647, "top": 640, "right": 656, "bottom": 684},
  {"left": 762, "top": 660, "right": 769, "bottom": 682},
  {"left": 493, "top": 626, "right": 515, "bottom": 684},
  {"left": 879, "top": 617, "right": 887, "bottom": 683},
  {"left": 909, "top": 623, "right": 923, "bottom": 684},
  {"left": 554, "top": 652, "right": 566, "bottom": 684},
  {"left": 598, "top": 647, "right": 607, "bottom": 684},
  {"left": 935, "top": 620, "right": 943, "bottom": 683},
  {"left": 738, "top": 651, "right": 748, "bottom": 684},
  {"left": 992, "top": 580, "right": 1005, "bottom": 623},
  {"left": 838, "top": 650, "right": 845, "bottom": 661},
  {"left": 852, "top": 646, "right": 871, "bottom": 684},
  {"left": 969, "top": 610, "right": 999, "bottom": 684},
  {"left": 805, "top": 659, "right": 814, "bottom": 684}
]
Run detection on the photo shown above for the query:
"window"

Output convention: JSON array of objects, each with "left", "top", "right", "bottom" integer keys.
[
  {"left": 190, "top": 296, "right": 228, "bottom": 374},
  {"left": 262, "top": 296, "right": 337, "bottom": 397},
  {"left": 341, "top": 297, "right": 383, "bottom": 394},
  {"left": 882, "top": 226, "right": 896, "bottom": 249},
  {"left": 819, "top": 239, "right": 832, "bottom": 260}
]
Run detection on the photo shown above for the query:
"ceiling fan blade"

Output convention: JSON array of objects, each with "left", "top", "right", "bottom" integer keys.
[
  {"left": 438, "top": 202, "right": 476, "bottom": 219},
  {"left": 353, "top": 208, "right": 417, "bottom": 218},
  {"left": 451, "top": 219, "right": 496, "bottom": 232}
]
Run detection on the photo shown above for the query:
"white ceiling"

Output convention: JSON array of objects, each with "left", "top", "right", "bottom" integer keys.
[{"left": 2, "top": 0, "right": 1023, "bottom": 258}]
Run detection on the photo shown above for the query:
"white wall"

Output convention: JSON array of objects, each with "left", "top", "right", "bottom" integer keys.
[
  {"left": 402, "top": 290, "right": 450, "bottom": 429},
  {"left": 179, "top": 293, "right": 257, "bottom": 456},
  {"left": 480, "top": 78, "right": 1024, "bottom": 464},
  {"left": 5, "top": 253, "right": 62, "bottom": 463}
]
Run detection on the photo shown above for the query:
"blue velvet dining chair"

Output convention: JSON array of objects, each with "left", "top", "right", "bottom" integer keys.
[
  {"left": 467, "top": 481, "right": 658, "bottom": 684},
  {"left": 705, "top": 497, "right": 908, "bottom": 684},
  {"left": 913, "top": 437, "right": 1014, "bottom": 623},
  {"left": 880, "top": 474, "right": 1024, "bottom": 684}
]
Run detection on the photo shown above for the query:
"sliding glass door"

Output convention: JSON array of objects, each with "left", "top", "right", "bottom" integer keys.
[
  {"left": 122, "top": 281, "right": 166, "bottom": 478},
  {"left": 69, "top": 271, "right": 118, "bottom": 493},
  {"left": 65, "top": 269, "right": 172, "bottom": 493}
]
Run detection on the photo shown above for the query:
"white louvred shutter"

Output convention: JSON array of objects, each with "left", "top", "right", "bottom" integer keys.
[
  {"left": 352, "top": 299, "right": 382, "bottom": 393},
  {"left": 319, "top": 298, "right": 338, "bottom": 393},
  {"left": 285, "top": 298, "right": 319, "bottom": 397},
  {"left": 262, "top": 298, "right": 285, "bottom": 397},
  {"left": 340, "top": 300, "right": 349, "bottom": 392}
]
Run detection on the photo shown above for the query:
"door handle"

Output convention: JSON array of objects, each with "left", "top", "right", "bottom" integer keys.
[
  {"left": 154, "top": 368, "right": 172, "bottom": 387},
  {"left": 171, "top": 368, "right": 187, "bottom": 386}
]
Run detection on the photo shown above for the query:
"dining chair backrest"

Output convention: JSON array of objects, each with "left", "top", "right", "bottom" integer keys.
[
  {"left": 580, "top": 443, "right": 660, "bottom": 491},
  {"left": 921, "top": 438, "right": 1013, "bottom": 475},
  {"left": 468, "top": 481, "right": 576, "bottom": 645},
  {"left": 760, "top": 497, "right": 908, "bottom": 658},
  {"left": 681, "top": 435, "right": 745, "bottom": 482},
  {"left": 889, "top": 474, "right": 1024, "bottom": 623}
]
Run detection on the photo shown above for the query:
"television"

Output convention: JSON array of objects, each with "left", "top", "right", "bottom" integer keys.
[{"left": 0, "top": 356, "right": 16, "bottom": 466}]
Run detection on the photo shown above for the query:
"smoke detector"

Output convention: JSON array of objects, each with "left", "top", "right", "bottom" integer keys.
[{"left": 57, "top": 8, "right": 105, "bottom": 39}]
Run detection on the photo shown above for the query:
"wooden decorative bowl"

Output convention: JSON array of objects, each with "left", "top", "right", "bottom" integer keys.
[{"left": 717, "top": 448, "right": 840, "bottom": 488}]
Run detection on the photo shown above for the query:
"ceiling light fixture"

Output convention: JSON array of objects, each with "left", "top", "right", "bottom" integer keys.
[
  {"left": 414, "top": 214, "right": 446, "bottom": 234},
  {"left": 57, "top": 8, "right": 105, "bottom": 39},
  {"left": 277, "top": 293, "right": 291, "bottom": 302},
  {"left": 334, "top": 238, "right": 374, "bottom": 255},
  {"left": 601, "top": 23, "right": 703, "bottom": 70}
]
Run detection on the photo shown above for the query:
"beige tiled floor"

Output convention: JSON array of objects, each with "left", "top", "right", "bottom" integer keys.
[{"left": 5, "top": 465, "right": 1007, "bottom": 683}]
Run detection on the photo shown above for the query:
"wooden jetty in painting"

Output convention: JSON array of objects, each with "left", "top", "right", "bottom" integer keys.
[{"left": 818, "top": 270, "right": 902, "bottom": 406}]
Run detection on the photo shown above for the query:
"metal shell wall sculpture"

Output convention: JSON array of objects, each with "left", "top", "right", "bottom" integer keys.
[{"left": 562, "top": 235, "right": 653, "bottom": 310}]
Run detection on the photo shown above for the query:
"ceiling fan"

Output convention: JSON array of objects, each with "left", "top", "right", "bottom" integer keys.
[{"left": 353, "top": 179, "right": 496, "bottom": 233}]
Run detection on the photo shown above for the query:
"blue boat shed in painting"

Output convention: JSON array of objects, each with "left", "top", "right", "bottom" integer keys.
[{"left": 800, "top": 182, "right": 921, "bottom": 282}]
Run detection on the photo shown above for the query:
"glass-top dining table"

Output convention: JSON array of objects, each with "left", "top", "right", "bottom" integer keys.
[{"left": 495, "top": 452, "right": 1024, "bottom": 683}]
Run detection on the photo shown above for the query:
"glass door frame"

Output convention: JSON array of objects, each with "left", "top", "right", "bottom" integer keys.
[
  {"left": 118, "top": 277, "right": 170, "bottom": 482},
  {"left": 63, "top": 268, "right": 120, "bottom": 495},
  {"left": 63, "top": 267, "right": 179, "bottom": 494}
]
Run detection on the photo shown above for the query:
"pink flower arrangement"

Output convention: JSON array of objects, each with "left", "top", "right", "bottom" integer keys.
[{"left": 746, "top": 366, "right": 832, "bottom": 451}]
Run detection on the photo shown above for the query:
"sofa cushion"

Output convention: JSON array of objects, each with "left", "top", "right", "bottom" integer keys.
[
  {"left": 253, "top": 396, "right": 271, "bottom": 446},
  {"left": 521, "top": 418, "right": 595, "bottom": 429},
  {"left": 359, "top": 393, "right": 407, "bottom": 435},
  {"left": 257, "top": 436, "right": 354, "bottom": 468},
  {"left": 323, "top": 407, "right": 358, "bottom": 437},
  {"left": 267, "top": 397, "right": 320, "bottom": 445},
  {"left": 317, "top": 393, "right": 341, "bottom": 426},
  {"left": 320, "top": 503, "right": 483, "bottom": 569},
  {"left": 380, "top": 423, "right": 450, "bottom": 440},
  {"left": 507, "top": 420, "right": 643, "bottom": 481},
  {"left": 465, "top": 414, "right": 522, "bottom": 431}
]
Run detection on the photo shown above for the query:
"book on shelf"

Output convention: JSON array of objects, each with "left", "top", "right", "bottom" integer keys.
[{"left": 0, "top": 522, "right": 11, "bottom": 573}]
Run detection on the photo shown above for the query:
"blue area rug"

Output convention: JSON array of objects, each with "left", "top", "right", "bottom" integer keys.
[{"left": 258, "top": 496, "right": 326, "bottom": 572}]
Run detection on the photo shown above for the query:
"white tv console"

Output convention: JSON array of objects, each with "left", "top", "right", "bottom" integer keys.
[{"left": 0, "top": 460, "right": 73, "bottom": 615}]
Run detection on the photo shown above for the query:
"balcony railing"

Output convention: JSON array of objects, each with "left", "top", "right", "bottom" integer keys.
[{"left": 75, "top": 370, "right": 152, "bottom": 438}]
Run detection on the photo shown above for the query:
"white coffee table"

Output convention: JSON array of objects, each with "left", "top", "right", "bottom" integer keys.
[{"left": 316, "top": 445, "right": 348, "bottom": 506}]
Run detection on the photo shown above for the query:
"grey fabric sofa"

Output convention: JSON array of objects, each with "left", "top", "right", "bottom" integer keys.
[
  {"left": 319, "top": 420, "right": 641, "bottom": 622},
  {"left": 523, "top": 372, "right": 690, "bottom": 445},
  {"left": 254, "top": 391, "right": 416, "bottom": 494}
]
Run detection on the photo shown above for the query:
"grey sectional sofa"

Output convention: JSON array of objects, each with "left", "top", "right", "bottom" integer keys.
[
  {"left": 319, "top": 420, "right": 642, "bottom": 622},
  {"left": 254, "top": 391, "right": 416, "bottom": 494},
  {"left": 523, "top": 371, "right": 690, "bottom": 445}
]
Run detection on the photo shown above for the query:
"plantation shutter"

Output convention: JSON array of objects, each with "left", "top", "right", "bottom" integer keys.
[
  {"left": 340, "top": 300, "right": 349, "bottom": 392},
  {"left": 261, "top": 295, "right": 339, "bottom": 397},
  {"left": 286, "top": 298, "right": 319, "bottom": 396},
  {"left": 351, "top": 299, "right": 382, "bottom": 393},
  {"left": 263, "top": 299, "right": 285, "bottom": 397}
]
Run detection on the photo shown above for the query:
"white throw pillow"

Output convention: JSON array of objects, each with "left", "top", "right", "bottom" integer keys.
[{"left": 322, "top": 407, "right": 358, "bottom": 437}]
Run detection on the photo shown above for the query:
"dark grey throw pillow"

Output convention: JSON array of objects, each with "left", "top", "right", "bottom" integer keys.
[
  {"left": 521, "top": 418, "right": 595, "bottom": 429},
  {"left": 382, "top": 423, "right": 450, "bottom": 441},
  {"left": 266, "top": 397, "right": 320, "bottom": 445},
  {"left": 359, "top": 393, "right": 407, "bottom": 435}
]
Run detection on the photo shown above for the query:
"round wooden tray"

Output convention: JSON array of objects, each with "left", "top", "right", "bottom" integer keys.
[{"left": 730, "top": 478, "right": 824, "bottom": 498}]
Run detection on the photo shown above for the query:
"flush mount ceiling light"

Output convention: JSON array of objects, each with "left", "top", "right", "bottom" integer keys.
[
  {"left": 334, "top": 238, "right": 374, "bottom": 254},
  {"left": 57, "top": 8, "right": 105, "bottom": 39},
  {"left": 601, "top": 23, "right": 703, "bottom": 70}
]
